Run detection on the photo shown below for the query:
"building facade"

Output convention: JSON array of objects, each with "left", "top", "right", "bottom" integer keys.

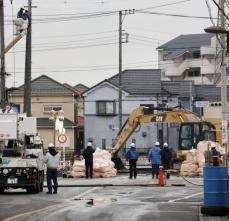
[
  {"left": 157, "top": 33, "right": 222, "bottom": 85},
  {"left": 8, "top": 75, "right": 76, "bottom": 156}
]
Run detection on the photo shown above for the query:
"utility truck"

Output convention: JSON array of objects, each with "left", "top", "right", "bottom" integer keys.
[{"left": 0, "top": 114, "right": 44, "bottom": 194}]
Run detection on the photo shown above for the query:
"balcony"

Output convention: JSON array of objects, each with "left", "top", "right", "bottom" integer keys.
[
  {"left": 159, "top": 59, "right": 201, "bottom": 77},
  {"left": 201, "top": 46, "right": 216, "bottom": 57}
]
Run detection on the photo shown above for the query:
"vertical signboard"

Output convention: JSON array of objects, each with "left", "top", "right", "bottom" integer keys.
[{"left": 221, "top": 120, "right": 228, "bottom": 144}]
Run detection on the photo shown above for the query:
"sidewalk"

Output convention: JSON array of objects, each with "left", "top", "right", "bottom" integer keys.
[{"left": 46, "top": 174, "right": 204, "bottom": 187}]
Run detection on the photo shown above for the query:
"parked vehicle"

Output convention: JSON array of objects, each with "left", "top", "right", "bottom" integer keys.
[{"left": 0, "top": 114, "right": 44, "bottom": 193}]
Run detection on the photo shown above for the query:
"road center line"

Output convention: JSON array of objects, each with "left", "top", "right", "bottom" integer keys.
[
  {"left": 168, "top": 192, "right": 203, "bottom": 203},
  {"left": 3, "top": 204, "right": 58, "bottom": 221},
  {"left": 71, "top": 186, "right": 100, "bottom": 200}
]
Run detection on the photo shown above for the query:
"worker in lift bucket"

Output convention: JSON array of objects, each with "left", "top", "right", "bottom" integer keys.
[
  {"left": 148, "top": 141, "right": 161, "bottom": 179},
  {"left": 126, "top": 143, "right": 139, "bottom": 179},
  {"left": 17, "top": 8, "right": 24, "bottom": 19},
  {"left": 43, "top": 143, "right": 60, "bottom": 194},
  {"left": 83, "top": 142, "right": 95, "bottom": 178}
]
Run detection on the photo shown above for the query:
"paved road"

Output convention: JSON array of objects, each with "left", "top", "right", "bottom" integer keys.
[
  {"left": 0, "top": 184, "right": 205, "bottom": 221},
  {"left": 0, "top": 175, "right": 228, "bottom": 221}
]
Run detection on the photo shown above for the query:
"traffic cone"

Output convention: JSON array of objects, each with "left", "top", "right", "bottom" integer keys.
[{"left": 158, "top": 166, "right": 165, "bottom": 186}]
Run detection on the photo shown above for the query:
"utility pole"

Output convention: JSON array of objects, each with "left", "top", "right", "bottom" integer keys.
[
  {"left": 118, "top": 9, "right": 133, "bottom": 131},
  {"left": 118, "top": 11, "right": 122, "bottom": 131},
  {"left": 219, "top": 0, "right": 228, "bottom": 161},
  {"left": 0, "top": 0, "right": 6, "bottom": 109},
  {"left": 23, "top": 0, "right": 32, "bottom": 116}
]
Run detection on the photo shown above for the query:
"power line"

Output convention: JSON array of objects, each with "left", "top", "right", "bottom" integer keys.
[
  {"left": 136, "top": 10, "right": 217, "bottom": 20},
  {"left": 4, "top": 0, "right": 207, "bottom": 25},
  {"left": 6, "top": 59, "right": 159, "bottom": 71},
  {"left": 32, "top": 30, "right": 118, "bottom": 39},
  {"left": 211, "top": 0, "right": 229, "bottom": 20},
  {"left": 8, "top": 42, "right": 118, "bottom": 53}
]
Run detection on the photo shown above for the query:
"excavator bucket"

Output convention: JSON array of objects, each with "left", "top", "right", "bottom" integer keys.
[{"left": 111, "top": 156, "right": 127, "bottom": 171}]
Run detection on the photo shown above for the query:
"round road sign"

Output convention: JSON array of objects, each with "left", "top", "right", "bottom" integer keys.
[{"left": 58, "top": 134, "right": 67, "bottom": 143}]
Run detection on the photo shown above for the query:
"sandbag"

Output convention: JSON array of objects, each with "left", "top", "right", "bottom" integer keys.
[
  {"left": 71, "top": 148, "right": 117, "bottom": 178},
  {"left": 181, "top": 141, "right": 225, "bottom": 177},
  {"left": 180, "top": 162, "right": 198, "bottom": 176}
]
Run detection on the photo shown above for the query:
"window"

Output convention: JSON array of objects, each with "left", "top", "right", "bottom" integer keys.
[
  {"left": 96, "top": 101, "right": 116, "bottom": 116},
  {"left": 187, "top": 68, "right": 200, "bottom": 77},
  {"left": 102, "top": 139, "right": 106, "bottom": 149},
  {"left": 192, "top": 51, "right": 200, "bottom": 59},
  {"left": 43, "top": 105, "right": 62, "bottom": 113}
]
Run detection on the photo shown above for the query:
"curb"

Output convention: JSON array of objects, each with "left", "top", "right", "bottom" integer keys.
[{"left": 44, "top": 183, "right": 185, "bottom": 188}]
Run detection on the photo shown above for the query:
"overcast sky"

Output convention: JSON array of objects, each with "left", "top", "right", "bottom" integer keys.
[{"left": 3, "top": 0, "right": 217, "bottom": 88}]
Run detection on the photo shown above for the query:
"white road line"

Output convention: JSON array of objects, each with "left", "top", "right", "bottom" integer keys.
[
  {"left": 168, "top": 192, "right": 203, "bottom": 203},
  {"left": 71, "top": 186, "right": 100, "bottom": 200}
]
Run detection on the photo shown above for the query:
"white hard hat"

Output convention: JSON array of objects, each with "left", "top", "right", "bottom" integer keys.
[
  {"left": 87, "top": 142, "right": 92, "bottom": 147},
  {"left": 155, "top": 141, "right": 160, "bottom": 146},
  {"left": 48, "top": 143, "right": 54, "bottom": 148},
  {"left": 163, "top": 142, "right": 168, "bottom": 147},
  {"left": 130, "top": 143, "right": 135, "bottom": 148},
  {"left": 210, "top": 143, "right": 216, "bottom": 148}
]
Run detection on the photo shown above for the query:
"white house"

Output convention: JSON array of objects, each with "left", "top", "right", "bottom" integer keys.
[
  {"left": 157, "top": 33, "right": 222, "bottom": 85},
  {"left": 83, "top": 69, "right": 168, "bottom": 152}
]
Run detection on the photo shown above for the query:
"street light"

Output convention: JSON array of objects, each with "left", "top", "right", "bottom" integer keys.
[
  {"left": 49, "top": 109, "right": 64, "bottom": 146},
  {"left": 204, "top": 26, "right": 228, "bottom": 164},
  {"left": 204, "top": 26, "right": 229, "bottom": 53}
]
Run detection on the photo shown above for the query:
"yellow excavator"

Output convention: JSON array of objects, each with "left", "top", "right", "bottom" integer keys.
[{"left": 110, "top": 106, "right": 216, "bottom": 169}]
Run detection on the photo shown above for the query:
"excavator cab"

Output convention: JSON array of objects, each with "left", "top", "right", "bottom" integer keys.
[{"left": 178, "top": 122, "right": 216, "bottom": 159}]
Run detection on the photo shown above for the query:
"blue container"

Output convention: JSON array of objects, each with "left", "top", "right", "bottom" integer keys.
[{"left": 203, "top": 166, "right": 229, "bottom": 207}]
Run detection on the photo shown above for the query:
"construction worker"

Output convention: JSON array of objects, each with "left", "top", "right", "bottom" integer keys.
[
  {"left": 148, "top": 141, "right": 161, "bottom": 179},
  {"left": 210, "top": 143, "right": 221, "bottom": 166},
  {"left": 17, "top": 8, "right": 24, "bottom": 19},
  {"left": 22, "top": 10, "right": 30, "bottom": 21},
  {"left": 43, "top": 143, "right": 60, "bottom": 194},
  {"left": 126, "top": 143, "right": 139, "bottom": 179},
  {"left": 83, "top": 142, "right": 95, "bottom": 178},
  {"left": 204, "top": 143, "right": 221, "bottom": 166},
  {"left": 161, "top": 142, "right": 172, "bottom": 170}
]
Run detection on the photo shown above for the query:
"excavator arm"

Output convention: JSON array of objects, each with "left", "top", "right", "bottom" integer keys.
[{"left": 112, "top": 106, "right": 202, "bottom": 156}]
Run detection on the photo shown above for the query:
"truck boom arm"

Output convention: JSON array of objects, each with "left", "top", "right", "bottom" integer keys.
[
  {"left": 4, "top": 32, "right": 25, "bottom": 55},
  {"left": 112, "top": 107, "right": 202, "bottom": 156}
]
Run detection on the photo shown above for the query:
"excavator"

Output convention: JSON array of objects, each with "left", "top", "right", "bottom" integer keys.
[{"left": 110, "top": 106, "right": 216, "bottom": 169}]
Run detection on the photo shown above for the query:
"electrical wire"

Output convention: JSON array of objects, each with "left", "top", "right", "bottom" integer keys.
[
  {"left": 7, "top": 59, "right": 159, "bottom": 70},
  {"left": 211, "top": 0, "right": 229, "bottom": 20},
  {"left": 136, "top": 10, "right": 218, "bottom": 20},
  {"left": 4, "top": 0, "right": 210, "bottom": 25},
  {"left": 181, "top": 175, "right": 203, "bottom": 186},
  {"left": 33, "top": 30, "right": 118, "bottom": 39},
  {"left": 204, "top": 0, "right": 216, "bottom": 26}
]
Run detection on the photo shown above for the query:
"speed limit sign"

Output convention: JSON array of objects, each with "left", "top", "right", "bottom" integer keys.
[{"left": 58, "top": 134, "right": 67, "bottom": 143}]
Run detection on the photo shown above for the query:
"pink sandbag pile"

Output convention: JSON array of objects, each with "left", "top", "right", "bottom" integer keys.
[
  {"left": 71, "top": 148, "right": 117, "bottom": 178},
  {"left": 180, "top": 141, "right": 225, "bottom": 176}
]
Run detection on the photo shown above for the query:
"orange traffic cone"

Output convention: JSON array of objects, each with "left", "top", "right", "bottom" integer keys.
[{"left": 158, "top": 166, "right": 165, "bottom": 186}]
